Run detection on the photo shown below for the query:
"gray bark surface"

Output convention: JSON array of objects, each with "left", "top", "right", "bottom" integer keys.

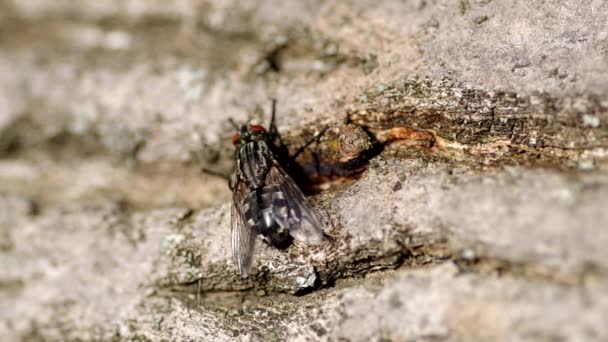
[{"left": 1, "top": 1, "right": 607, "bottom": 341}]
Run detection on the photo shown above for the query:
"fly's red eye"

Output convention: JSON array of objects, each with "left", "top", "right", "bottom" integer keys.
[
  {"left": 232, "top": 132, "right": 240, "bottom": 144},
  {"left": 249, "top": 124, "right": 266, "bottom": 132}
]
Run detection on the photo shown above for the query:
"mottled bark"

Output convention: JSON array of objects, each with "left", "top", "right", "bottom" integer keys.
[{"left": 1, "top": 1, "right": 607, "bottom": 341}]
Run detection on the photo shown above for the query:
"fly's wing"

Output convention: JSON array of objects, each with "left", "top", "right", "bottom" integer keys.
[
  {"left": 231, "top": 177, "right": 256, "bottom": 277},
  {"left": 266, "top": 161, "right": 324, "bottom": 245}
]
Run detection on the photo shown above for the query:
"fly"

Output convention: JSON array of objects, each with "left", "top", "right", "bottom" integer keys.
[{"left": 207, "top": 101, "right": 326, "bottom": 278}]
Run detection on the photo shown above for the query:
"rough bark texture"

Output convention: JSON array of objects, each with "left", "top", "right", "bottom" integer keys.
[{"left": 1, "top": 1, "right": 607, "bottom": 341}]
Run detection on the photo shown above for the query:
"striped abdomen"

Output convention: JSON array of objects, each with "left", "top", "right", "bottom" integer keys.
[{"left": 241, "top": 185, "right": 298, "bottom": 248}]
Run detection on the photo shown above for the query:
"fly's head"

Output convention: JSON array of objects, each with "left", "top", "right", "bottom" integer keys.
[{"left": 232, "top": 124, "right": 269, "bottom": 146}]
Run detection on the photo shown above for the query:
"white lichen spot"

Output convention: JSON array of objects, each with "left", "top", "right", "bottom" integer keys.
[
  {"left": 461, "top": 248, "right": 476, "bottom": 261},
  {"left": 553, "top": 188, "right": 575, "bottom": 204},
  {"left": 582, "top": 114, "right": 600, "bottom": 128},
  {"left": 175, "top": 66, "right": 207, "bottom": 104},
  {"left": 103, "top": 30, "right": 133, "bottom": 50},
  {"left": 295, "top": 266, "right": 317, "bottom": 288},
  {"left": 69, "top": 103, "right": 99, "bottom": 135},
  {"left": 161, "top": 233, "right": 185, "bottom": 255},
  {"left": 97, "top": 119, "right": 146, "bottom": 158},
  {"left": 577, "top": 159, "right": 595, "bottom": 171}
]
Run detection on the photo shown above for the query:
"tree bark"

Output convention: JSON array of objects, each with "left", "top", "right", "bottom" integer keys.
[{"left": 1, "top": 1, "right": 607, "bottom": 341}]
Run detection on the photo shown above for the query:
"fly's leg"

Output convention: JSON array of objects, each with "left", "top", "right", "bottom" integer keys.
[
  {"left": 228, "top": 118, "right": 240, "bottom": 131},
  {"left": 266, "top": 99, "right": 292, "bottom": 164},
  {"left": 201, "top": 117, "right": 242, "bottom": 190},
  {"left": 200, "top": 167, "right": 230, "bottom": 180},
  {"left": 266, "top": 99, "right": 327, "bottom": 162},
  {"left": 201, "top": 167, "right": 235, "bottom": 190},
  {"left": 269, "top": 99, "right": 277, "bottom": 134},
  {"left": 289, "top": 125, "right": 328, "bottom": 161},
  {"left": 268, "top": 99, "right": 286, "bottom": 147}
]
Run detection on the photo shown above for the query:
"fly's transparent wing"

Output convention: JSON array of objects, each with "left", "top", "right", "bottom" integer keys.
[
  {"left": 231, "top": 178, "right": 256, "bottom": 277},
  {"left": 266, "top": 162, "right": 324, "bottom": 245}
]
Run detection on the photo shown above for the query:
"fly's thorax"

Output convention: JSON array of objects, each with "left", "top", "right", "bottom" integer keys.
[{"left": 236, "top": 140, "right": 274, "bottom": 189}]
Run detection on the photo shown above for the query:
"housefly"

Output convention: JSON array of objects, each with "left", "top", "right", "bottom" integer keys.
[{"left": 225, "top": 101, "right": 325, "bottom": 277}]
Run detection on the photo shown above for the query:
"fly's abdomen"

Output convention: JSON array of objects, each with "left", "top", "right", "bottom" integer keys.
[{"left": 241, "top": 185, "right": 294, "bottom": 248}]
